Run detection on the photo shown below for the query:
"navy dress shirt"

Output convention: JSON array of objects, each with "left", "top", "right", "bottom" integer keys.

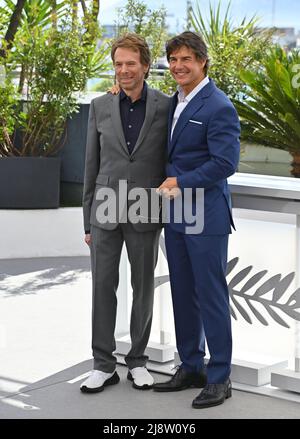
[{"left": 119, "top": 82, "right": 147, "bottom": 155}]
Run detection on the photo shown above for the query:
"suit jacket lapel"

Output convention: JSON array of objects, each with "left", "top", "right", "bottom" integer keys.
[
  {"left": 168, "top": 93, "right": 178, "bottom": 153},
  {"left": 169, "top": 79, "right": 216, "bottom": 157},
  {"left": 131, "top": 88, "right": 158, "bottom": 156},
  {"left": 111, "top": 94, "right": 129, "bottom": 156},
  {"left": 169, "top": 97, "right": 205, "bottom": 157}
]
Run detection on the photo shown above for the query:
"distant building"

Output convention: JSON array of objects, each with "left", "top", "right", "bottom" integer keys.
[
  {"left": 257, "top": 27, "right": 298, "bottom": 50},
  {"left": 152, "top": 56, "right": 169, "bottom": 71},
  {"left": 101, "top": 24, "right": 128, "bottom": 39},
  {"left": 101, "top": 25, "right": 118, "bottom": 39},
  {"left": 272, "top": 27, "right": 297, "bottom": 49}
]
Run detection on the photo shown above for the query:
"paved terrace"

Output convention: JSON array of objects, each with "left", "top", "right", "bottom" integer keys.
[{"left": 0, "top": 257, "right": 299, "bottom": 419}]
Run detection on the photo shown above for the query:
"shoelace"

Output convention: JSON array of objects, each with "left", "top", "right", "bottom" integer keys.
[
  {"left": 170, "top": 365, "right": 183, "bottom": 378},
  {"left": 201, "top": 383, "right": 220, "bottom": 396}
]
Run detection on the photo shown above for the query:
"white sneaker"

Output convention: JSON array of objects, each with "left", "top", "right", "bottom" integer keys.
[
  {"left": 127, "top": 367, "right": 154, "bottom": 390},
  {"left": 80, "top": 370, "right": 119, "bottom": 393}
]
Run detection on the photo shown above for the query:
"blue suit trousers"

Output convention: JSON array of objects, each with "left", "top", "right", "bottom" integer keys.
[{"left": 165, "top": 225, "right": 232, "bottom": 384}]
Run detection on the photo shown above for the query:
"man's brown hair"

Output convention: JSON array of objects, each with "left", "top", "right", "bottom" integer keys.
[
  {"left": 111, "top": 33, "right": 151, "bottom": 79},
  {"left": 166, "top": 31, "right": 210, "bottom": 75}
]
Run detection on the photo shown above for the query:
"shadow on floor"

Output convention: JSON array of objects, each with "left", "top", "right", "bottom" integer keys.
[
  {"left": 0, "top": 257, "right": 90, "bottom": 298},
  {"left": 1, "top": 361, "right": 300, "bottom": 419}
]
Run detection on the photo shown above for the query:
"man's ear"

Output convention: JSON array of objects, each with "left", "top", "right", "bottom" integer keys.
[{"left": 201, "top": 58, "right": 207, "bottom": 70}]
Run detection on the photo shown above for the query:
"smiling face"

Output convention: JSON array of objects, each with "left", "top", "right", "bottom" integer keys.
[
  {"left": 168, "top": 46, "right": 207, "bottom": 95},
  {"left": 114, "top": 47, "right": 149, "bottom": 94}
]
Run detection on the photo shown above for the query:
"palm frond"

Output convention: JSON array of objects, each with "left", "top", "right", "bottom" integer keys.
[{"left": 236, "top": 46, "right": 300, "bottom": 153}]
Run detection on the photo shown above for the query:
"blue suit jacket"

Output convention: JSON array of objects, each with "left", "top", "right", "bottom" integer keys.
[{"left": 166, "top": 79, "right": 240, "bottom": 235}]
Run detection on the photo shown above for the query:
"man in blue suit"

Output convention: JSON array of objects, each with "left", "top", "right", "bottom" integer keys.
[{"left": 153, "top": 32, "right": 240, "bottom": 409}]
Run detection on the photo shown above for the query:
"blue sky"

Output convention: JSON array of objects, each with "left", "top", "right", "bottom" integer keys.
[{"left": 100, "top": 0, "right": 300, "bottom": 33}]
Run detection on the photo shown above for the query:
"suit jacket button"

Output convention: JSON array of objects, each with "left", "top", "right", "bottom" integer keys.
[{"left": 129, "top": 157, "right": 135, "bottom": 162}]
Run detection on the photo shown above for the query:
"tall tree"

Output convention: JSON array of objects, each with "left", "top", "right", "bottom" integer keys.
[
  {"left": 80, "top": 0, "right": 100, "bottom": 22},
  {"left": 50, "top": 0, "right": 57, "bottom": 28},
  {"left": 0, "top": 0, "right": 27, "bottom": 58},
  {"left": 80, "top": 0, "right": 100, "bottom": 39},
  {"left": 71, "top": 1, "right": 79, "bottom": 27}
]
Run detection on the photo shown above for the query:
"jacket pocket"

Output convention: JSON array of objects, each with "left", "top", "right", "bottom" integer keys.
[
  {"left": 189, "top": 119, "right": 203, "bottom": 125},
  {"left": 96, "top": 174, "right": 109, "bottom": 185}
]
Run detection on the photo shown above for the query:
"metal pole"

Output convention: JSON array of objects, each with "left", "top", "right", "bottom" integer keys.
[
  {"left": 295, "top": 215, "right": 300, "bottom": 372},
  {"left": 186, "top": 0, "right": 193, "bottom": 30},
  {"left": 272, "top": 0, "right": 276, "bottom": 26}
]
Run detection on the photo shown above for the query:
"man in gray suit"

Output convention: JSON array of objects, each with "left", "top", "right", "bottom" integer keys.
[{"left": 81, "top": 33, "right": 170, "bottom": 393}]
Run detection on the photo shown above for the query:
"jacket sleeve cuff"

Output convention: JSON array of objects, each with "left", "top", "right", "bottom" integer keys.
[{"left": 177, "top": 173, "right": 193, "bottom": 190}]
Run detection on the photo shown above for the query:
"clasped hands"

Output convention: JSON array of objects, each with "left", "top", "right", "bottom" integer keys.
[{"left": 156, "top": 177, "right": 181, "bottom": 199}]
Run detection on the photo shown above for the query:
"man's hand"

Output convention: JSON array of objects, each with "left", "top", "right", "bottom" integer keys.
[
  {"left": 157, "top": 177, "right": 181, "bottom": 199},
  {"left": 108, "top": 82, "right": 120, "bottom": 95},
  {"left": 85, "top": 234, "right": 91, "bottom": 246}
]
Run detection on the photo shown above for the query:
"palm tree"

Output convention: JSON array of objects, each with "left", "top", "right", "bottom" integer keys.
[
  {"left": 234, "top": 46, "right": 300, "bottom": 177},
  {"left": 189, "top": 0, "right": 273, "bottom": 100}
]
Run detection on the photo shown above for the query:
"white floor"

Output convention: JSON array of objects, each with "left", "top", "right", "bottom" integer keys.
[
  {"left": 0, "top": 257, "right": 92, "bottom": 391},
  {"left": 1, "top": 256, "right": 300, "bottom": 419}
]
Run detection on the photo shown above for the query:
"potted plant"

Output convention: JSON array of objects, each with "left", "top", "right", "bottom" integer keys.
[
  {"left": 234, "top": 46, "right": 300, "bottom": 177},
  {"left": 0, "top": 0, "right": 106, "bottom": 208},
  {"left": 188, "top": 1, "right": 274, "bottom": 100}
]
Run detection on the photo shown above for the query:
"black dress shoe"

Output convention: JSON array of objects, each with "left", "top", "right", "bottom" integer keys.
[
  {"left": 153, "top": 366, "right": 207, "bottom": 392},
  {"left": 192, "top": 379, "right": 232, "bottom": 408}
]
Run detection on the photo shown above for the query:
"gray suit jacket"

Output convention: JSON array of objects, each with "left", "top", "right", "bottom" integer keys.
[{"left": 82, "top": 87, "right": 170, "bottom": 232}]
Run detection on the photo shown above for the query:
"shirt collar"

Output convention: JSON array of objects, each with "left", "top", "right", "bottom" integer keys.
[
  {"left": 120, "top": 81, "right": 148, "bottom": 102},
  {"left": 177, "top": 76, "right": 210, "bottom": 103}
]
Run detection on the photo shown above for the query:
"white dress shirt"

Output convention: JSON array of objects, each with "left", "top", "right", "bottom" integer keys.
[{"left": 171, "top": 76, "right": 210, "bottom": 139}]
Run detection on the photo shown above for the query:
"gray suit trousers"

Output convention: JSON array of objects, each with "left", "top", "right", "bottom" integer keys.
[{"left": 90, "top": 223, "right": 161, "bottom": 372}]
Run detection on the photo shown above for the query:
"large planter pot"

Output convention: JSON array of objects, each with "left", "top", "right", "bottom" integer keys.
[
  {"left": 0, "top": 157, "right": 61, "bottom": 208},
  {"left": 59, "top": 101, "right": 90, "bottom": 206},
  {"left": 290, "top": 151, "right": 300, "bottom": 178}
]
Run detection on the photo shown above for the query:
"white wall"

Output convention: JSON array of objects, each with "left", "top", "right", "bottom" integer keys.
[
  {"left": 242, "top": 144, "right": 291, "bottom": 163},
  {"left": 0, "top": 208, "right": 89, "bottom": 259},
  {"left": 151, "top": 209, "right": 297, "bottom": 367},
  {"left": 229, "top": 209, "right": 296, "bottom": 367}
]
